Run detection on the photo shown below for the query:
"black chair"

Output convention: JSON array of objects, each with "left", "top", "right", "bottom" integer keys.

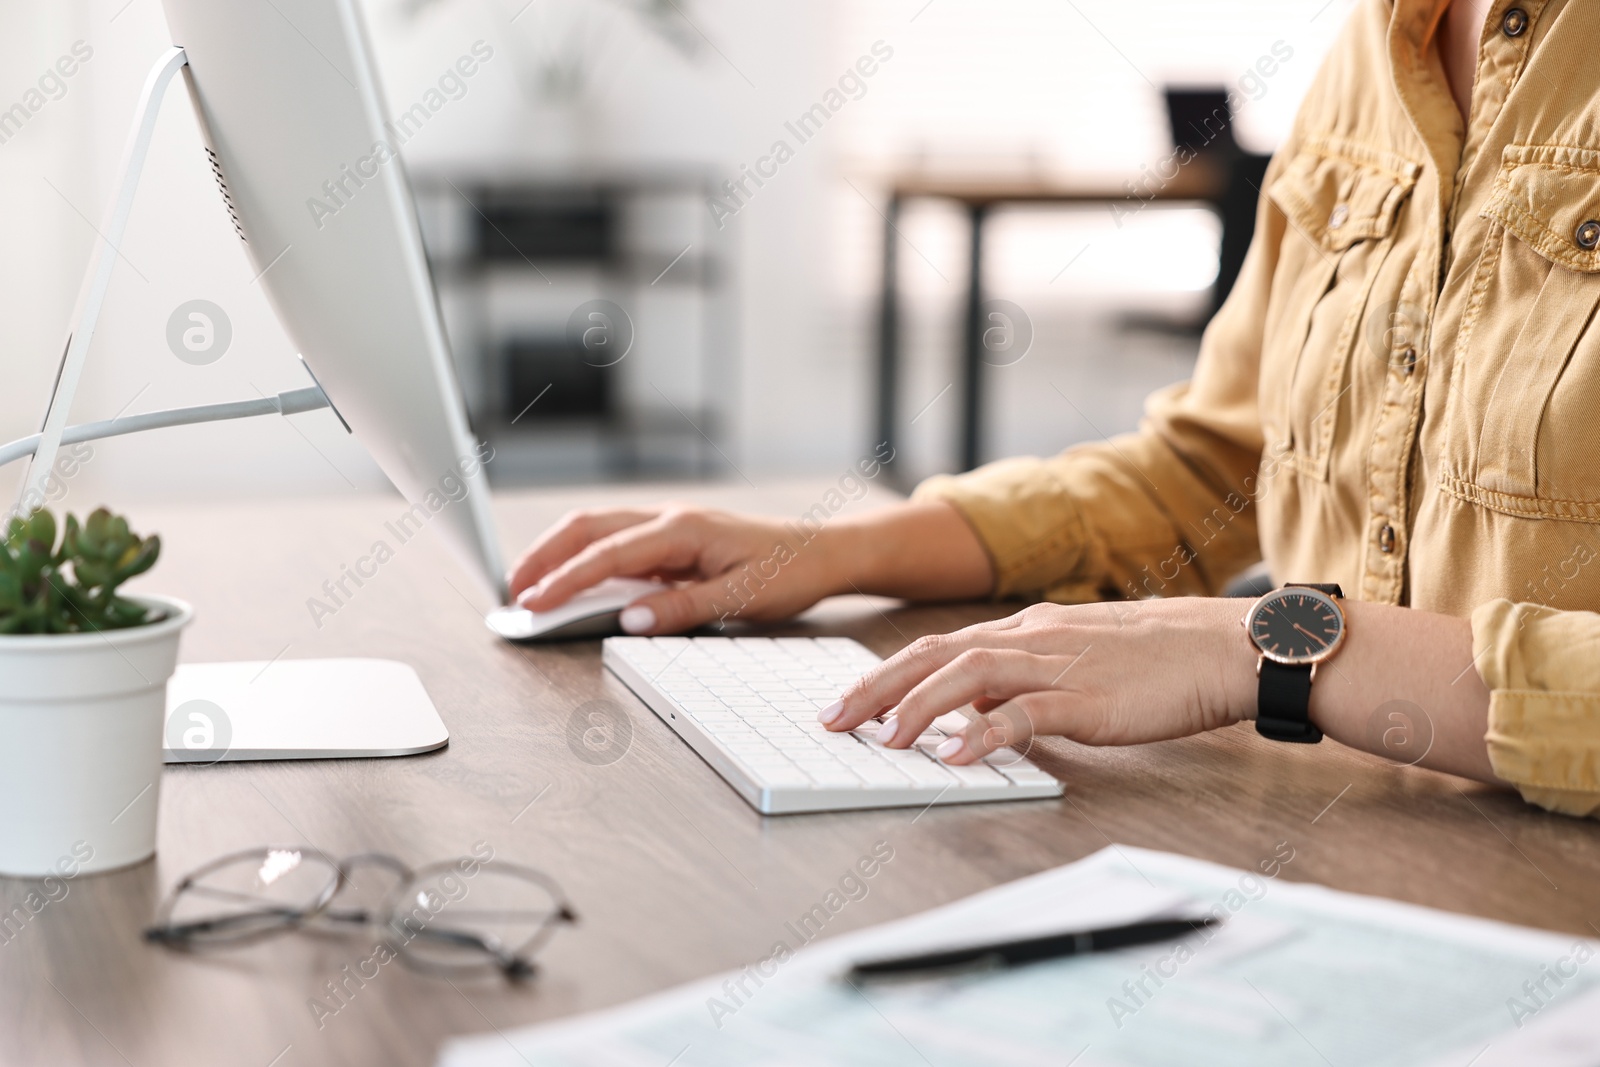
[{"left": 1163, "top": 87, "right": 1273, "bottom": 324}]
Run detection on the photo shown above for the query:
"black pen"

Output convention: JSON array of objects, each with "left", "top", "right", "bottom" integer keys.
[{"left": 845, "top": 916, "right": 1220, "bottom": 980}]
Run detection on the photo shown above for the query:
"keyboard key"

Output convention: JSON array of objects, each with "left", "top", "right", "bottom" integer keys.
[
  {"left": 946, "top": 764, "right": 1007, "bottom": 787},
  {"left": 853, "top": 766, "right": 913, "bottom": 788},
  {"left": 994, "top": 763, "right": 1058, "bottom": 786},
  {"left": 740, "top": 754, "right": 797, "bottom": 770},
  {"left": 812, "top": 731, "right": 859, "bottom": 745},
  {"left": 900, "top": 762, "right": 957, "bottom": 787},
  {"left": 981, "top": 752, "right": 1036, "bottom": 769},
  {"left": 807, "top": 770, "right": 865, "bottom": 788},
  {"left": 789, "top": 754, "right": 844, "bottom": 769}
]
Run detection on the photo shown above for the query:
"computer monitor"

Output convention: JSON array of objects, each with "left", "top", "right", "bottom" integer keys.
[{"left": 160, "top": 0, "right": 506, "bottom": 602}]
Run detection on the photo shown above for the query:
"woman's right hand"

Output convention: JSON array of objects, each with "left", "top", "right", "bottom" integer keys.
[{"left": 505, "top": 505, "right": 854, "bottom": 635}]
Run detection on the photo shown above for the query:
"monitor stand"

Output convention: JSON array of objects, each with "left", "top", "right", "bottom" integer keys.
[
  {"left": 0, "top": 48, "right": 449, "bottom": 765},
  {"left": 164, "top": 659, "right": 449, "bottom": 763}
]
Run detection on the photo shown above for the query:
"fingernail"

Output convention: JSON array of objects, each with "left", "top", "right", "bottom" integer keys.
[
  {"left": 876, "top": 717, "right": 899, "bottom": 746},
  {"left": 619, "top": 606, "right": 656, "bottom": 634},
  {"left": 516, "top": 587, "right": 539, "bottom": 608},
  {"left": 818, "top": 700, "right": 844, "bottom": 725},
  {"left": 935, "top": 736, "right": 966, "bottom": 762}
]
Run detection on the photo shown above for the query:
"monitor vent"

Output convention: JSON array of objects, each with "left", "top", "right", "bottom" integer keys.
[{"left": 205, "top": 147, "right": 247, "bottom": 243}]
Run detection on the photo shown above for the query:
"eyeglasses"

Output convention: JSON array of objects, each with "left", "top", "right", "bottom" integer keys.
[{"left": 143, "top": 847, "right": 577, "bottom": 980}]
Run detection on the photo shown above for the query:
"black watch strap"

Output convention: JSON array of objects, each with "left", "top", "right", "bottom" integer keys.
[
  {"left": 1253, "top": 582, "right": 1340, "bottom": 745},
  {"left": 1256, "top": 661, "right": 1323, "bottom": 743}
]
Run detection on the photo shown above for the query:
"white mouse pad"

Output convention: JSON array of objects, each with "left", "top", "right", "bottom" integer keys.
[{"left": 163, "top": 658, "right": 448, "bottom": 763}]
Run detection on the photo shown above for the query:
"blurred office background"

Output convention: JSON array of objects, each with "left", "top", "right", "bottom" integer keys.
[{"left": 0, "top": 0, "right": 1353, "bottom": 507}]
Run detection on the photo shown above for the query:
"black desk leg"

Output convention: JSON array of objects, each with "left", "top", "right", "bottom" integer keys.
[
  {"left": 875, "top": 192, "right": 903, "bottom": 484},
  {"left": 960, "top": 202, "right": 989, "bottom": 472}
]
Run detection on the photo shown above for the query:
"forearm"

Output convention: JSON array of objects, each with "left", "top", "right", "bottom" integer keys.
[
  {"left": 1228, "top": 599, "right": 1501, "bottom": 784},
  {"left": 822, "top": 501, "right": 995, "bottom": 602}
]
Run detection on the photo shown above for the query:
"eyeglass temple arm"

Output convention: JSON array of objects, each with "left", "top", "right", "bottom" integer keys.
[
  {"left": 143, "top": 905, "right": 305, "bottom": 942},
  {"left": 393, "top": 924, "right": 531, "bottom": 975}
]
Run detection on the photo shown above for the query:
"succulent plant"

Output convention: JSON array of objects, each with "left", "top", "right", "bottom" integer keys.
[{"left": 0, "top": 507, "right": 162, "bottom": 634}]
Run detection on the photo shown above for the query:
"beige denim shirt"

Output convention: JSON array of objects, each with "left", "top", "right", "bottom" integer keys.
[{"left": 915, "top": 0, "right": 1600, "bottom": 816}]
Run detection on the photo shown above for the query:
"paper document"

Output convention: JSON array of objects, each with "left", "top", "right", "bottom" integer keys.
[{"left": 438, "top": 846, "right": 1600, "bottom": 1067}]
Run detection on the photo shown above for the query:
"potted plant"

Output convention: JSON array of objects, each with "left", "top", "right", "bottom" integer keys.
[{"left": 0, "top": 507, "right": 191, "bottom": 877}]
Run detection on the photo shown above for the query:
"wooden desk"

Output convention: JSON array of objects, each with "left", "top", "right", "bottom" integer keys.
[{"left": 4, "top": 481, "right": 1597, "bottom": 1067}]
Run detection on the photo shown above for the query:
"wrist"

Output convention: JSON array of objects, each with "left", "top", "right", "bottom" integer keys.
[
  {"left": 1237, "top": 584, "right": 1354, "bottom": 744},
  {"left": 817, "top": 503, "right": 994, "bottom": 602},
  {"left": 1213, "top": 599, "right": 1262, "bottom": 727},
  {"left": 812, "top": 518, "right": 872, "bottom": 598}
]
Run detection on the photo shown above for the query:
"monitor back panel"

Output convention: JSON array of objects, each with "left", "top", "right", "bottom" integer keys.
[{"left": 161, "top": 0, "right": 504, "bottom": 599}]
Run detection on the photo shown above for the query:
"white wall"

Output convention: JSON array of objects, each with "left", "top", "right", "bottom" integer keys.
[
  {"left": 0, "top": 0, "right": 384, "bottom": 514},
  {"left": 0, "top": 1, "right": 96, "bottom": 502},
  {"left": 0, "top": 0, "right": 1355, "bottom": 509}
]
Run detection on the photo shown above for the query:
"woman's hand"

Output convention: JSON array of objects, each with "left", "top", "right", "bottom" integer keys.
[
  {"left": 821, "top": 595, "right": 1504, "bottom": 788},
  {"left": 820, "top": 598, "right": 1257, "bottom": 764},
  {"left": 507, "top": 505, "right": 850, "bottom": 634},
  {"left": 506, "top": 501, "right": 996, "bottom": 636}
]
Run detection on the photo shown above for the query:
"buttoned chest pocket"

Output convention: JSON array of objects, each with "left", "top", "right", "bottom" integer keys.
[
  {"left": 1443, "top": 144, "right": 1600, "bottom": 519},
  {"left": 1260, "top": 139, "right": 1420, "bottom": 480}
]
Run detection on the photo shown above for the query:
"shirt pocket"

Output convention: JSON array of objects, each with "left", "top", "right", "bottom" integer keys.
[
  {"left": 1442, "top": 143, "right": 1600, "bottom": 519},
  {"left": 1260, "top": 137, "right": 1420, "bottom": 481}
]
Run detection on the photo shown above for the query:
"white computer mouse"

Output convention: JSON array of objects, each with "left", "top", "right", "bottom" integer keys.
[{"left": 484, "top": 577, "right": 668, "bottom": 642}]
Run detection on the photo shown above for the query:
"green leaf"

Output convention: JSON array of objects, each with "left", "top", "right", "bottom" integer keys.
[
  {"left": 114, "top": 537, "right": 160, "bottom": 581},
  {"left": 106, "top": 596, "right": 151, "bottom": 627},
  {"left": 25, "top": 510, "right": 56, "bottom": 554},
  {"left": 74, "top": 560, "right": 110, "bottom": 590},
  {"left": 0, "top": 508, "right": 161, "bottom": 632},
  {"left": 82, "top": 509, "right": 109, "bottom": 556},
  {"left": 61, "top": 513, "right": 80, "bottom": 559}
]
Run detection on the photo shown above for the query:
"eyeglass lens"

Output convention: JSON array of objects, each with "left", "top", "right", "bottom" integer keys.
[
  {"left": 382, "top": 860, "right": 569, "bottom": 974},
  {"left": 156, "top": 848, "right": 341, "bottom": 947}
]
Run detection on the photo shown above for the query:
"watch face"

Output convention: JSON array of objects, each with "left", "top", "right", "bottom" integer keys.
[{"left": 1246, "top": 587, "right": 1345, "bottom": 666}]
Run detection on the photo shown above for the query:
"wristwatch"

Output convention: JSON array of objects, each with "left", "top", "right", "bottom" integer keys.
[{"left": 1241, "top": 583, "right": 1346, "bottom": 744}]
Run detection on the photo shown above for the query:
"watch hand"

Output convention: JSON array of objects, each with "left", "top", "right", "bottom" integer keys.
[{"left": 1291, "top": 622, "right": 1325, "bottom": 646}]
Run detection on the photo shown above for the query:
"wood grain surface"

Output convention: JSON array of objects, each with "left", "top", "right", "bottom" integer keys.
[{"left": 2, "top": 481, "right": 1596, "bottom": 1067}]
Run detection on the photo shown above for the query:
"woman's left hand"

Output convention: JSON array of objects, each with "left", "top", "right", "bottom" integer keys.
[{"left": 819, "top": 598, "right": 1257, "bottom": 765}]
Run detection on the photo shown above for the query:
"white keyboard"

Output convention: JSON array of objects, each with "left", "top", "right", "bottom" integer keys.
[{"left": 602, "top": 636, "right": 1063, "bottom": 814}]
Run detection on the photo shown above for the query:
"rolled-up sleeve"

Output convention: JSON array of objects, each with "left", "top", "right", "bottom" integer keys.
[
  {"left": 913, "top": 156, "right": 1288, "bottom": 604},
  {"left": 1472, "top": 599, "right": 1600, "bottom": 817}
]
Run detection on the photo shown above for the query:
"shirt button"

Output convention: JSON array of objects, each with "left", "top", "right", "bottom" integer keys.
[
  {"left": 1378, "top": 524, "right": 1396, "bottom": 554},
  {"left": 1577, "top": 220, "right": 1600, "bottom": 251},
  {"left": 1328, "top": 203, "right": 1350, "bottom": 230},
  {"left": 1399, "top": 346, "right": 1417, "bottom": 375},
  {"left": 1502, "top": 7, "right": 1529, "bottom": 37}
]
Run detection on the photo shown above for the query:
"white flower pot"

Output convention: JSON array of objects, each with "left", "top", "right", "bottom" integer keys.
[{"left": 0, "top": 595, "right": 192, "bottom": 877}]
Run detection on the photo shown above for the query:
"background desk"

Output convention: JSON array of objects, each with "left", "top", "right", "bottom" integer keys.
[
  {"left": 4, "top": 482, "right": 1598, "bottom": 1067},
  {"left": 873, "top": 160, "right": 1268, "bottom": 481}
]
